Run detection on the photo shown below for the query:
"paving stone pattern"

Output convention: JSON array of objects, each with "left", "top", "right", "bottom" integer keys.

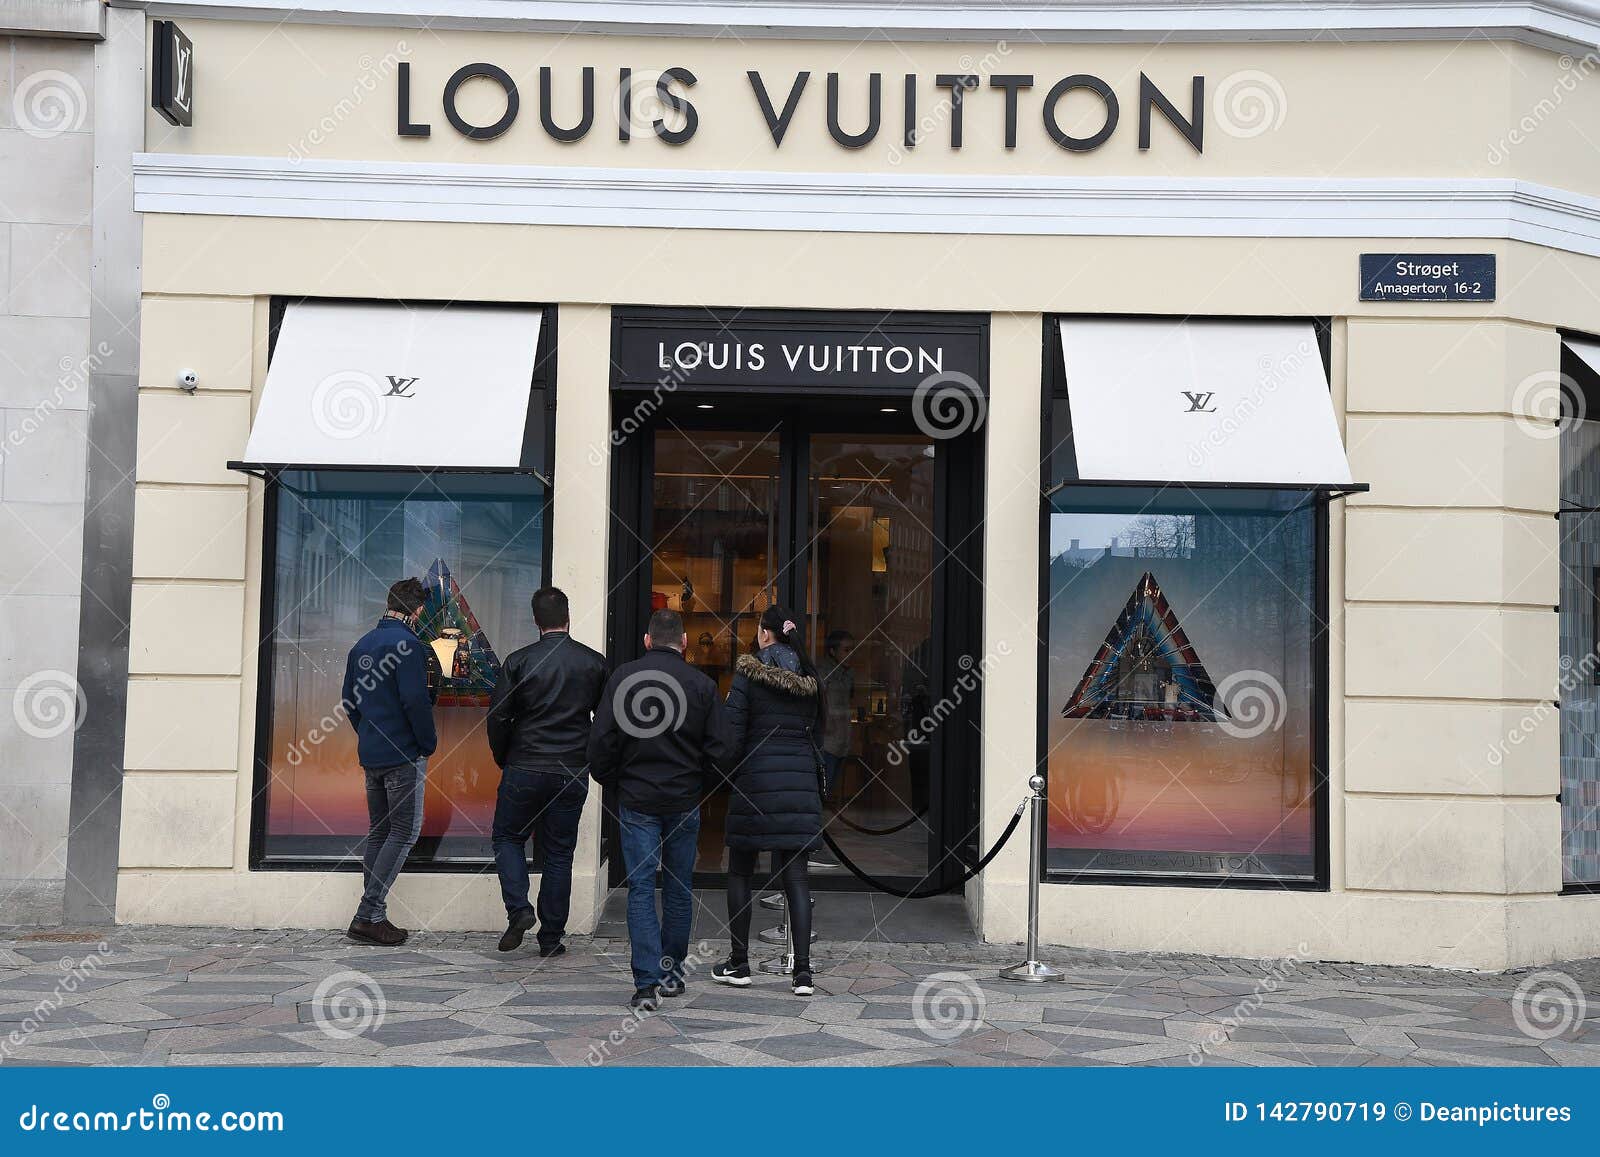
[{"left": 1, "top": 923, "right": 1597, "bottom": 1067}]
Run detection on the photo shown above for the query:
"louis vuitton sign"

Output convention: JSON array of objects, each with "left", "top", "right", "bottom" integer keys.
[
  {"left": 612, "top": 309, "right": 989, "bottom": 394},
  {"left": 152, "top": 20, "right": 194, "bottom": 127},
  {"left": 397, "top": 63, "right": 1206, "bottom": 154}
]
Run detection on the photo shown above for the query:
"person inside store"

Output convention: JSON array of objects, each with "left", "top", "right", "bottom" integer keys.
[
  {"left": 712, "top": 606, "right": 824, "bottom": 997},
  {"left": 341, "top": 577, "right": 438, "bottom": 948},
  {"left": 816, "top": 629, "right": 856, "bottom": 806},
  {"left": 485, "top": 586, "right": 609, "bottom": 956},
  {"left": 587, "top": 608, "right": 734, "bottom": 1011}
]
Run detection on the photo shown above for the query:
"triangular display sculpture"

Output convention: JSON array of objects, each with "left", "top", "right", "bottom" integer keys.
[
  {"left": 418, "top": 559, "right": 503, "bottom": 708},
  {"left": 1061, "top": 571, "right": 1226, "bottom": 723}
]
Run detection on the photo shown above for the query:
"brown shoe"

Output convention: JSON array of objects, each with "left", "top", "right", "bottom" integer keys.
[{"left": 347, "top": 918, "right": 406, "bottom": 946}]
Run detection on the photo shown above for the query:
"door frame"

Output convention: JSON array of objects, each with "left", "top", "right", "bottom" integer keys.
[{"left": 604, "top": 308, "right": 989, "bottom": 895}]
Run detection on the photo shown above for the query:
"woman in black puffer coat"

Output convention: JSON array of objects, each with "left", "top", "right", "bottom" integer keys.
[{"left": 712, "top": 605, "right": 822, "bottom": 995}]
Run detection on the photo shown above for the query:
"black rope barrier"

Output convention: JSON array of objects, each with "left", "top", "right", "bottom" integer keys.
[
  {"left": 814, "top": 796, "right": 1028, "bottom": 899},
  {"left": 826, "top": 805, "right": 926, "bottom": 837}
]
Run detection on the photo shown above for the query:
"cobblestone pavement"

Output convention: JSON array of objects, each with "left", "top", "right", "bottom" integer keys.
[{"left": 0, "top": 925, "right": 1597, "bottom": 1068}]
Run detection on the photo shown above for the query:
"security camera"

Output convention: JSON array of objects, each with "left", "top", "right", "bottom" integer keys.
[{"left": 177, "top": 369, "right": 199, "bottom": 392}]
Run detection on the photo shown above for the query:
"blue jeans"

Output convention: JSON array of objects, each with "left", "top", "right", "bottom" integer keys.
[
  {"left": 357, "top": 758, "right": 427, "bottom": 923},
  {"left": 617, "top": 805, "right": 701, "bottom": 992},
  {"left": 491, "top": 769, "right": 588, "bottom": 946}
]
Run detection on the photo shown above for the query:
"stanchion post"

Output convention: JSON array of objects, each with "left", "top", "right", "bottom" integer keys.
[{"left": 1000, "top": 774, "right": 1065, "bottom": 983}]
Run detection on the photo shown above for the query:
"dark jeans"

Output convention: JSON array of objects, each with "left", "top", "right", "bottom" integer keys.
[
  {"left": 491, "top": 768, "right": 588, "bottom": 946},
  {"left": 356, "top": 758, "right": 427, "bottom": 923},
  {"left": 617, "top": 804, "right": 701, "bottom": 992},
  {"left": 727, "top": 848, "right": 811, "bottom": 972}
]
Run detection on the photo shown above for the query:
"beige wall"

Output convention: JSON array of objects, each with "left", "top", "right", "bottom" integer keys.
[{"left": 118, "top": 18, "right": 1600, "bottom": 967}]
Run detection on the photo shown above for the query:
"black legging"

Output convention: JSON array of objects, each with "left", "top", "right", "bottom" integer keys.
[{"left": 726, "top": 848, "right": 811, "bottom": 971}]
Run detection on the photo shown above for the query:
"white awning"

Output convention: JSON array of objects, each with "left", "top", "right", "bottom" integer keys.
[
  {"left": 239, "top": 301, "right": 543, "bottom": 470},
  {"left": 1057, "top": 318, "right": 1354, "bottom": 488}
]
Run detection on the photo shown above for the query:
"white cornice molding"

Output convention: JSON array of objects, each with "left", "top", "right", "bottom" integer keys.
[
  {"left": 107, "top": 0, "right": 1600, "bottom": 54},
  {"left": 132, "top": 152, "right": 1600, "bottom": 258}
]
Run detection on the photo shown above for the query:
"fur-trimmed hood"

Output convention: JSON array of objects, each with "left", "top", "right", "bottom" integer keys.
[{"left": 736, "top": 651, "right": 818, "bottom": 698}]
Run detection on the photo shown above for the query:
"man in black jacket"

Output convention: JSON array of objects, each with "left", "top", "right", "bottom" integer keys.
[
  {"left": 486, "top": 587, "right": 608, "bottom": 955},
  {"left": 588, "top": 608, "right": 733, "bottom": 1009}
]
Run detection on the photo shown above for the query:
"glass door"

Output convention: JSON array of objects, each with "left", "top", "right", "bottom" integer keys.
[
  {"left": 648, "top": 427, "right": 782, "bottom": 872},
  {"left": 805, "top": 432, "right": 938, "bottom": 881},
  {"left": 612, "top": 404, "right": 979, "bottom": 892}
]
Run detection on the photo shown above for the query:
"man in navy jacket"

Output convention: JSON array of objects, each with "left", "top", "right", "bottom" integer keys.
[{"left": 341, "top": 577, "right": 438, "bottom": 946}]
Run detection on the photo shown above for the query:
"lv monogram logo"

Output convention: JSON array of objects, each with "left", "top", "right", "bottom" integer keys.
[
  {"left": 174, "top": 42, "right": 193, "bottom": 109},
  {"left": 1182, "top": 390, "right": 1216, "bottom": 413},
  {"left": 385, "top": 375, "right": 420, "bottom": 397}
]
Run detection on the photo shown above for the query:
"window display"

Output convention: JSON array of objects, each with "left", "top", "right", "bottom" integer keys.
[
  {"left": 1559, "top": 352, "right": 1600, "bottom": 887},
  {"left": 259, "top": 470, "right": 544, "bottom": 862},
  {"left": 1044, "top": 487, "right": 1320, "bottom": 882}
]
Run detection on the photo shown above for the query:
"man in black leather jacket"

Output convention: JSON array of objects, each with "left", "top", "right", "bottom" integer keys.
[
  {"left": 587, "top": 608, "right": 734, "bottom": 1009},
  {"left": 485, "top": 587, "right": 608, "bottom": 955}
]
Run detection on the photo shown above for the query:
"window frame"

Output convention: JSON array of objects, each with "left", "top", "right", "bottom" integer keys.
[
  {"left": 1557, "top": 330, "right": 1600, "bottom": 894},
  {"left": 246, "top": 297, "right": 557, "bottom": 873},
  {"left": 1035, "top": 313, "right": 1332, "bottom": 892}
]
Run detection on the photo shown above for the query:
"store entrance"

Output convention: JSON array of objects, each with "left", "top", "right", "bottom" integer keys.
[{"left": 607, "top": 396, "right": 985, "bottom": 892}]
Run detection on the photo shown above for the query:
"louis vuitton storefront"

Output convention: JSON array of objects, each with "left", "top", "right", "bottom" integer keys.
[{"left": 106, "top": 0, "right": 1600, "bottom": 969}]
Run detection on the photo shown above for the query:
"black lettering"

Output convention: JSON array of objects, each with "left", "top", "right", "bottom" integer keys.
[
  {"left": 397, "top": 62, "right": 431, "bottom": 138},
  {"left": 1138, "top": 73, "right": 1203, "bottom": 152},
  {"left": 989, "top": 74, "right": 1033, "bottom": 149},
  {"left": 442, "top": 63, "right": 519, "bottom": 141},
  {"left": 539, "top": 66, "right": 594, "bottom": 142},
  {"left": 747, "top": 70, "right": 809, "bottom": 147},
  {"left": 1043, "top": 74, "right": 1118, "bottom": 152},
  {"left": 934, "top": 74, "right": 979, "bottom": 148},
  {"left": 617, "top": 67, "right": 631, "bottom": 141},
  {"left": 655, "top": 67, "right": 698, "bottom": 145},
  {"left": 902, "top": 73, "right": 917, "bottom": 149},
  {"left": 826, "top": 72, "right": 881, "bottom": 148}
]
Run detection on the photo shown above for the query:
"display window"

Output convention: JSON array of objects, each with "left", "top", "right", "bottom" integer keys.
[
  {"left": 239, "top": 298, "right": 555, "bottom": 868},
  {"left": 1039, "top": 315, "right": 1346, "bottom": 887},
  {"left": 1558, "top": 336, "right": 1600, "bottom": 889},
  {"left": 1043, "top": 486, "right": 1321, "bottom": 882},
  {"left": 256, "top": 470, "right": 546, "bottom": 862}
]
